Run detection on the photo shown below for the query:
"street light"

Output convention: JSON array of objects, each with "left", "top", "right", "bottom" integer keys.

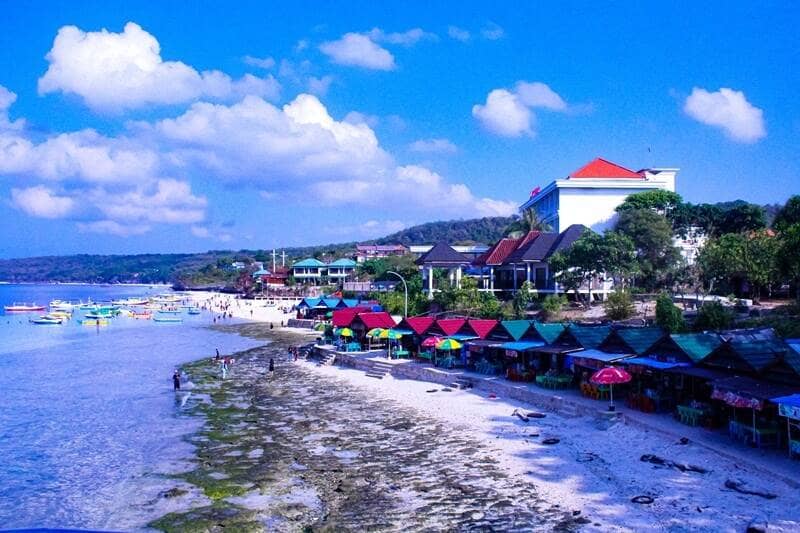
[{"left": 386, "top": 270, "right": 408, "bottom": 318}]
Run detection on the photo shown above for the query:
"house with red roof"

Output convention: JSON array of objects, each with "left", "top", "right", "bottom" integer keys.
[{"left": 519, "top": 157, "right": 678, "bottom": 234}]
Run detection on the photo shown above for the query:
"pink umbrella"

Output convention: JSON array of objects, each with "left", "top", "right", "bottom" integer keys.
[
  {"left": 421, "top": 336, "right": 442, "bottom": 348},
  {"left": 590, "top": 367, "right": 632, "bottom": 412}
]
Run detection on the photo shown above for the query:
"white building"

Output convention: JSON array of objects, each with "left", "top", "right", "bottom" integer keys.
[{"left": 520, "top": 157, "right": 679, "bottom": 233}]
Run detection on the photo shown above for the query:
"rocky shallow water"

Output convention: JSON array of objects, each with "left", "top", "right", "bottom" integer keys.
[{"left": 152, "top": 326, "right": 582, "bottom": 532}]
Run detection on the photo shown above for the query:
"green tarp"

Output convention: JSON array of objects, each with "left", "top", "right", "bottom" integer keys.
[
  {"left": 500, "top": 320, "right": 531, "bottom": 341},
  {"left": 565, "top": 325, "right": 611, "bottom": 349},
  {"left": 616, "top": 327, "right": 665, "bottom": 355},
  {"left": 531, "top": 322, "right": 565, "bottom": 344},
  {"left": 670, "top": 333, "right": 722, "bottom": 363}
]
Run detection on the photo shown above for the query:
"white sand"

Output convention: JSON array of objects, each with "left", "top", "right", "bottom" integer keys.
[
  {"left": 185, "top": 291, "right": 299, "bottom": 325},
  {"left": 301, "top": 359, "right": 800, "bottom": 532}
]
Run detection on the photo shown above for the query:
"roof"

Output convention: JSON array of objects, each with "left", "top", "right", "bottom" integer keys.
[
  {"left": 574, "top": 349, "right": 634, "bottom": 363},
  {"left": 322, "top": 298, "right": 344, "bottom": 309},
  {"left": 664, "top": 366, "right": 730, "bottom": 381},
  {"left": 467, "top": 319, "right": 499, "bottom": 339},
  {"left": 356, "top": 244, "right": 406, "bottom": 252},
  {"left": 615, "top": 327, "right": 665, "bottom": 355},
  {"left": 414, "top": 242, "right": 470, "bottom": 265},
  {"left": 474, "top": 237, "right": 521, "bottom": 266},
  {"left": 501, "top": 320, "right": 533, "bottom": 341},
  {"left": 329, "top": 258, "right": 357, "bottom": 267},
  {"left": 293, "top": 258, "right": 325, "bottom": 268},
  {"left": 398, "top": 316, "right": 436, "bottom": 335},
  {"left": 624, "top": 357, "right": 689, "bottom": 370},
  {"left": 354, "top": 312, "right": 396, "bottom": 329},
  {"left": 549, "top": 225, "right": 588, "bottom": 255},
  {"left": 568, "top": 158, "right": 643, "bottom": 179},
  {"left": 501, "top": 341, "right": 546, "bottom": 351},
  {"left": 297, "top": 297, "right": 321, "bottom": 309},
  {"left": 507, "top": 233, "right": 558, "bottom": 263},
  {"left": 252, "top": 268, "right": 271, "bottom": 277},
  {"left": 712, "top": 376, "right": 800, "bottom": 401},
  {"left": 564, "top": 325, "right": 612, "bottom": 349},
  {"left": 436, "top": 318, "right": 467, "bottom": 336},
  {"left": 669, "top": 333, "right": 722, "bottom": 363},
  {"left": 331, "top": 307, "right": 372, "bottom": 327},
  {"left": 531, "top": 322, "right": 566, "bottom": 344},
  {"left": 342, "top": 299, "right": 361, "bottom": 308},
  {"left": 705, "top": 339, "right": 785, "bottom": 373}
]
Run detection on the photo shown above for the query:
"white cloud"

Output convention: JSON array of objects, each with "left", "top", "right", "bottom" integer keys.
[
  {"left": 0, "top": 86, "right": 25, "bottom": 130},
  {"left": 472, "top": 89, "right": 532, "bottom": 137},
  {"left": 89, "top": 179, "right": 206, "bottom": 225},
  {"left": 448, "top": 26, "right": 470, "bottom": 42},
  {"left": 307, "top": 75, "right": 334, "bottom": 96},
  {"left": 11, "top": 186, "right": 74, "bottom": 218},
  {"left": 324, "top": 219, "right": 406, "bottom": 238},
  {"left": 243, "top": 55, "right": 275, "bottom": 69},
  {"left": 473, "top": 81, "right": 569, "bottom": 137},
  {"left": 319, "top": 33, "right": 395, "bottom": 70},
  {"left": 38, "top": 22, "right": 281, "bottom": 112},
  {"left": 191, "top": 225, "right": 232, "bottom": 242},
  {"left": 343, "top": 111, "right": 380, "bottom": 128},
  {"left": 191, "top": 225, "right": 210, "bottom": 238},
  {"left": 77, "top": 220, "right": 151, "bottom": 236},
  {"left": 683, "top": 87, "right": 766, "bottom": 143},
  {"left": 408, "top": 138, "right": 458, "bottom": 154},
  {"left": 367, "top": 27, "right": 437, "bottom": 46},
  {"left": 481, "top": 22, "right": 505, "bottom": 40}
]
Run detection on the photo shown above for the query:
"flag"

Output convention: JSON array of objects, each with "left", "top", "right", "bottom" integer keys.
[{"left": 530, "top": 186, "right": 541, "bottom": 197}]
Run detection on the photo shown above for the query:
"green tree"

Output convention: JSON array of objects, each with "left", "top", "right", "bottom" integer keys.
[
  {"left": 778, "top": 224, "right": 800, "bottom": 302},
  {"left": 604, "top": 290, "right": 635, "bottom": 320},
  {"left": 655, "top": 292, "right": 685, "bottom": 333},
  {"left": 773, "top": 195, "right": 800, "bottom": 232},
  {"left": 549, "top": 231, "right": 605, "bottom": 305},
  {"left": 616, "top": 190, "right": 683, "bottom": 216},
  {"left": 598, "top": 231, "right": 637, "bottom": 288},
  {"left": 512, "top": 280, "right": 535, "bottom": 317},
  {"left": 698, "top": 231, "right": 778, "bottom": 300},
  {"left": 694, "top": 301, "right": 734, "bottom": 331},
  {"left": 505, "top": 209, "right": 552, "bottom": 237},
  {"left": 740, "top": 230, "right": 779, "bottom": 301},
  {"left": 718, "top": 203, "right": 767, "bottom": 234},
  {"left": 616, "top": 209, "right": 681, "bottom": 291}
]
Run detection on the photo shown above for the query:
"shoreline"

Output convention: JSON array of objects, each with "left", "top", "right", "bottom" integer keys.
[{"left": 157, "top": 325, "right": 800, "bottom": 531}]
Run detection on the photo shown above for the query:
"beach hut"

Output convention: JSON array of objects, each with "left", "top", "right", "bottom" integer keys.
[
  {"left": 350, "top": 312, "right": 396, "bottom": 344},
  {"left": 771, "top": 394, "right": 800, "bottom": 458},
  {"left": 702, "top": 338, "right": 785, "bottom": 375},
  {"left": 556, "top": 324, "right": 613, "bottom": 350},
  {"left": 429, "top": 317, "right": 468, "bottom": 338},
  {"left": 604, "top": 327, "right": 665, "bottom": 356}
]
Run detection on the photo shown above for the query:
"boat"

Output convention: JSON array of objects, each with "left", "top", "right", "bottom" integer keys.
[
  {"left": 187, "top": 308, "right": 201, "bottom": 315},
  {"left": 80, "top": 318, "right": 109, "bottom": 326},
  {"left": 132, "top": 312, "right": 153, "bottom": 320},
  {"left": 31, "top": 316, "right": 63, "bottom": 325},
  {"left": 157, "top": 308, "right": 182, "bottom": 314},
  {"left": 4, "top": 303, "right": 46, "bottom": 312},
  {"left": 49, "top": 300, "right": 76, "bottom": 311},
  {"left": 84, "top": 312, "right": 112, "bottom": 319},
  {"left": 154, "top": 316, "right": 183, "bottom": 323},
  {"left": 48, "top": 311, "right": 72, "bottom": 320}
]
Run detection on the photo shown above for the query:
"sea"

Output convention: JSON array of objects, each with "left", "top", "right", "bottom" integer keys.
[{"left": 0, "top": 284, "right": 263, "bottom": 529}]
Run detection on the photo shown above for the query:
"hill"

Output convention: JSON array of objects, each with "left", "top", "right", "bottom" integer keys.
[{"left": 0, "top": 216, "right": 517, "bottom": 285}]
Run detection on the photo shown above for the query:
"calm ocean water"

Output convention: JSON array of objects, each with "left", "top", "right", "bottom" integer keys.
[{"left": 0, "top": 284, "right": 262, "bottom": 529}]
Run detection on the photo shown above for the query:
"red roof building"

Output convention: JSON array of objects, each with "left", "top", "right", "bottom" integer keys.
[
  {"left": 466, "top": 319, "right": 500, "bottom": 339},
  {"left": 331, "top": 307, "right": 373, "bottom": 327},
  {"left": 396, "top": 316, "right": 436, "bottom": 335},
  {"left": 351, "top": 312, "right": 397, "bottom": 331},
  {"left": 568, "top": 158, "right": 644, "bottom": 179},
  {"left": 431, "top": 318, "right": 467, "bottom": 337}
]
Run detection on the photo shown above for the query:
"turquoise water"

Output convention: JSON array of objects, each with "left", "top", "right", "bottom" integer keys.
[{"left": 0, "top": 284, "right": 262, "bottom": 529}]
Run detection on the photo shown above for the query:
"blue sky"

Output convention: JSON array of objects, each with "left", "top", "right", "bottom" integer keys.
[{"left": 0, "top": 1, "right": 797, "bottom": 258}]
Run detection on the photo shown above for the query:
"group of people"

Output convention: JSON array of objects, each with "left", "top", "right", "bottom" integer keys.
[{"left": 172, "top": 347, "right": 276, "bottom": 391}]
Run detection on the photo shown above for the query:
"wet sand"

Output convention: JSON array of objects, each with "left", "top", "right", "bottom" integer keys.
[{"left": 152, "top": 327, "right": 581, "bottom": 531}]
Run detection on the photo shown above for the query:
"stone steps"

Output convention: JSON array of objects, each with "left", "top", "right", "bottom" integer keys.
[
  {"left": 451, "top": 378, "right": 474, "bottom": 390},
  {"left": 363, "top": 360, "right": 393, "bottom": 379},
  {"left": 317, "top": 352, "right": 337, "bottom": 366}
]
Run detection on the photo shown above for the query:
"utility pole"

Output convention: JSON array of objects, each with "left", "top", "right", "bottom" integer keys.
[
  {"left": 386, "top": 271, "right": 408, "bottom": 318},
  {"left": 281, "top": 250, "right": 286, "bottom": 267},
  {"left": 272, "top": 249, "right": 277, "bottom": 272}
]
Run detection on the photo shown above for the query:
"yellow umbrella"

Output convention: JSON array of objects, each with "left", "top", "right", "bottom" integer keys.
[{"left": 338, "top": 327, "right": 353, "bottom": 337}]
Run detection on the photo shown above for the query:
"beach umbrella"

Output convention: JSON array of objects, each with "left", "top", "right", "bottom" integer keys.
[
  {"left": 590, "top": 366, "right": 632, "bottom": 411},
  {"left": 338, "top": 327, "right": 353, "bottom": 337},
  {"left": 313, "top": 322, "right": 327, "bottom": 331},
  {"left": 435, "top": 338, "right": 462, "bottom": 351},
  {"left": 421, "top": 336, "right": 442, "bottom": 348},
  {"left": 367, "top": 328, "right": 387, "bottom": 338},
  {"left": 379, "top": 329, "right": 403, "bottom": 340}
]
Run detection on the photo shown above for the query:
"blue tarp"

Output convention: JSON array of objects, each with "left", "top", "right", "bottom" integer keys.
[
  {"left": 342, "top": 299, "right": 360, "bottom": 308},
  {"left": 624, "top": 357, "right": 690, "bottom": 370},
  {"left": 501, "top": 341, "right": 546, "bottom": 351},
  {"left": 449, "top": 334, "right": 479, "bottom": 341},
  {"left": 772, "top": 393, "right": 800, "bottom": 407},
  {"left": 573, "top": 349, "right": 634, "bottom": 363},
  {"left": 298, "top": 297, "right": 320, "bottom": 309},
  {"left": 391, "top": 329, "right": 414, "bottom": 335}
]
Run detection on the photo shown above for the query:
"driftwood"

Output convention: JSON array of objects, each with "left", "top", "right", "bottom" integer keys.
[
  {"left": 511, "top": 409, "right": 529, "bottom": 423},
  {"left": 724, "top": 480, "right": 777, "bottom": 500},
  {"left": 640, "top": 454, "right": 709, "bottom": 474},
  {"left": 526, "top": 412, "right": 546, "bottom": 419}
]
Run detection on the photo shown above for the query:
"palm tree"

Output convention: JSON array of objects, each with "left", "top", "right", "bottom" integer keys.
[{"left": 505, "top": 209, "right": 552, "bottom": 238}]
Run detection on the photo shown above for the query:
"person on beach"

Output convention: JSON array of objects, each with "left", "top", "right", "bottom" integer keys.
[
  {"left": 173, "top": 370, "right": 181, "bottom": 391},
  {"left": 268, "top": 358, "right": 275, "bottom": 380},
  {"left": 215, "top": 348, "right": 220, "bottom": 360}
]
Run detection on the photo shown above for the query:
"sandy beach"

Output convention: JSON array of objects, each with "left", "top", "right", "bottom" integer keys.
[
  {"left": 159, "top": 321, "right": 800, "bottom": 531},
  {"left": 186, "top": 292, "right": 300, "bottom": 325}
]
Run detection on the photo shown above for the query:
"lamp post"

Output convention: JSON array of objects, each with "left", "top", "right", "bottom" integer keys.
[{"left": 386, "top": 270, "right": 408, "bottom": 318}]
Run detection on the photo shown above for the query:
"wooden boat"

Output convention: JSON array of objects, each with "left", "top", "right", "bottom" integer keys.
[
  {"left": 32, "top": 316, "right": 63, "bottom": 325},
  {"left": 153, "top": 316, "right": 183, "bottom": 323},
  {"left": 157, "top": 308, "right": 182, "bottom": 314},
  {"left": 48, "top": 311, "right": 72, "bottom": 320},
  {"left": 187, "top": 308, "right": 201, "bottom": 315},
  {"left": 4, "top": 303, "right": 46, "bottom": 312}
]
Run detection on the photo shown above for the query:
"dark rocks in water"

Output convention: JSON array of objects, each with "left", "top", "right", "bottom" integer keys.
[
  {"left": 526, "top": 412, "right": 546, "bottom": 419},
  {"left": 426, "top": 389, "right": 438, "bottom": 393},
  {"left": 542, "top": 438, "right": 560, "bottom": 445},
  {"left": 159, "top": 487, "right": 188, "bottom": 499},
  {"left": 631, "top": 495, "right": 654, "bottom": 504}
]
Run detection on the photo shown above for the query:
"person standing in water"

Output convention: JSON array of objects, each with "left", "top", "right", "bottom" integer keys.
[
  {"left": 173, "top": 370, "right": 181, "bottom": 391},
  {"left": 268, "top": 358, "right": 275, "bottom": 380}
]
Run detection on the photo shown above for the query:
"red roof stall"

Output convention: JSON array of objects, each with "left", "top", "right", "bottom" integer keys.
[
  {"left": 466, "top": 319, "right": 501, "bottom": 340},
  {"left": 430, "top": 318, "right": 467, "bottom": 337},
  {"left": 350, "top": 312, "right": 397, "bottom": 339},
  {"left": 396, "top": 316, "right": 436, "bottom": 336},
  {"left": 332, "top": 307, "right": 373, "bottom": 327}
]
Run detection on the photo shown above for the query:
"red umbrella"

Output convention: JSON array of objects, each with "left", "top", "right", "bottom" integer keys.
[
  {"left": 590, "top": 367, "right": 632, "bottom": 411},
  {"left": 421, "top": 336, "right": 441, "bottom": 348}
]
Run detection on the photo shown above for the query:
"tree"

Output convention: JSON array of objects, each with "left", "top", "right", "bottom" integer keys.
[
  {"left": 739, "top": 230, "right": 779, "bottom": 301},
  {"left": 655, "top": 292, "right": 686, "bottom": 333},
  {"left": 773, "top": 195, "right": 800, "bottom": 232},
  {"left": 597, "top": 231, "right": 637, "bottom": 288},
  {"left": 616, "top": 190, "right": 683, "bottom": 216},
  {"left": 616, "top": 209, "right": 681, "bottom": 291},
  {"left": 604, "top": 290, "right": 635, "bottom": 320},
  {"left": 549, "top": 231, "right": 605, "bottom": 305},
  {"left": 505, "top": 209, "right": 552, "bottom": 237},
  {"left": 718, "top": 203, "right": 767, "bottom": 234},
  {"left": 694, "top": 301, "right": 734, "bottom": 331},
  {"left": 698, "top": 231, "right": 778, "bottom": 300},
  {"left": 778, "top": 224, "right": 800, "bottom": 302},
  {"left": 512, "top": 281, "right": 535, "bottom": 317}
]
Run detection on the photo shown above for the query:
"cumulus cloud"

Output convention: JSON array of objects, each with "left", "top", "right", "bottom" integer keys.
[
  {"left": 481, "top": 22, "right": 505, "bottom": 40},
  {"left": 319, "top": 33, "right": 395, "bottom": 70},
  {"left": 38, "top": 22, "right": 281, "bottom": 112},
  {"left": 77, "top": 220, "right": 151, "bottom": 236},
  {"left": 448, "top": 26, "right": 471, "bottom": 42},
  {"left": 324, "top": 219, "right": 406, "bottom": 238},
  {"left": 89, "top": 179, "right": 206, "bottom": 225},
  {"left": 473, "top": 81, "right": 569, "bottom": 137},
  {"left": 683, "top": 87, "right": 766, "bottom": 143},
  {"left": 307, "top": 75, "right": 334, "bottom": 96},
  {"left": 367, "top": 27, "right": 437, "bottom": 46},
  {"left": 11, "top": 186, "right": 74, "bottom": 218},
  {"left": 408, "top": 138, "right": 458, "bottom": 154}
]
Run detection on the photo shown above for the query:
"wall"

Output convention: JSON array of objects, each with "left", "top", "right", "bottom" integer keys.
[{"left": 558, "top": 186, "right": 662, "bottom": 233}]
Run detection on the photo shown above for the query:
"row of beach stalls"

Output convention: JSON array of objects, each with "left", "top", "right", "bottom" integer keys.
[
  {"left": 295, "top": 296, "right": 382, "bottom": 321},
  {"left": 329, "top": 308, "right": 800, "bottom": 457}
]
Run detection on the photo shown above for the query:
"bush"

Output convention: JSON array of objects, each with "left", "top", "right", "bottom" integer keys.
[
  {"left": 694, "top": 301, "right": 734, "bottom": 331},
  {"left": 604, "top": 290, "right": 635, "bottom": 320},
  {"left": 655, "top": 292, "right": 685, "bottom": 333},
  {"left": 540, "top": 295, "right": 567, "bottom": 322}
]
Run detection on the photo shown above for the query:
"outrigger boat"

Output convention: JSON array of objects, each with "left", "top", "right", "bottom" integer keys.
[
  {"left": 80, "top": 318, "right": 109, "bottom": 326},
  {"left": 5, "top": 303, "right": 46, "bottom": 312},
  {"left": 49, "top": 300, "right": 77, "bottom": 311},
  {"left": 31, "top": 315, "right": 63, "bottom": 325},
  {"left": 153, "top": 316, "right": 182, "bottom": 323},
  {"left": 132, "top": 311, "right": 153, "bottom": 320},
  {"left": 187, "top": 308, "right": 201, "bottom": 315}
]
